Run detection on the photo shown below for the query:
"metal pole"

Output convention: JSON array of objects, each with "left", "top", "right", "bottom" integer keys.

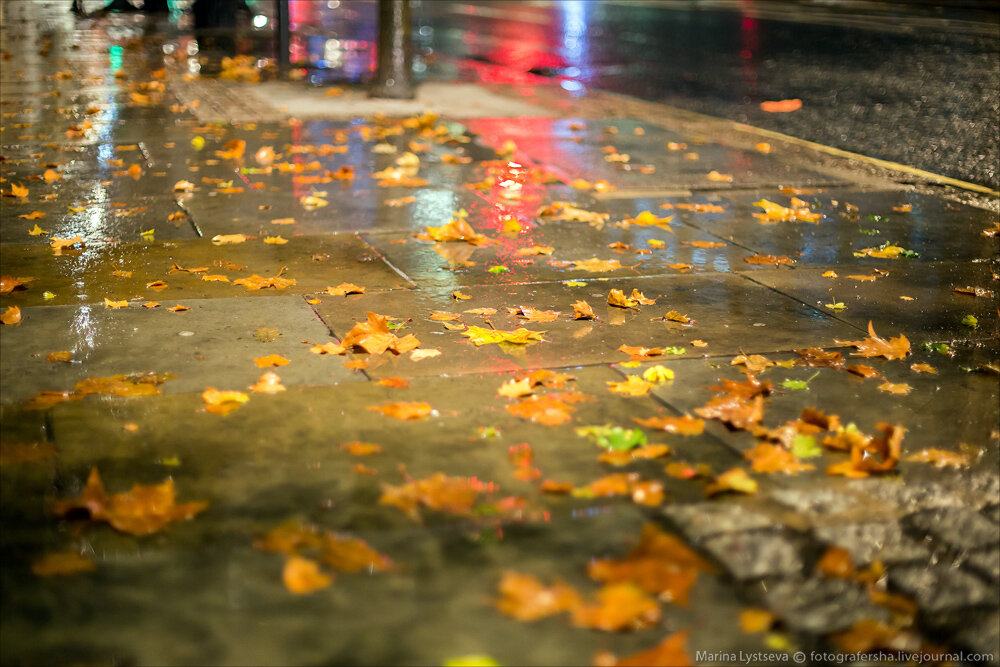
[
  {"left": 275, "top": 0, "right": 290, "bottom": 77},
  {"left": 370, "top": 0, "right": 414, "bottom": 99}
]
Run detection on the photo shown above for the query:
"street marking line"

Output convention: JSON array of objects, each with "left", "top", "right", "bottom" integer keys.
[{"left": 735, "top": 123, "right": 1000, "bottom": 197}]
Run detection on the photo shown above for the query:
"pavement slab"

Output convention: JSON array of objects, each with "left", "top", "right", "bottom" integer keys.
[
  {"left": 664, "top": 189, "right": 1000, "bottom": 266},
  {"left": 0, "top": 234, "right": 412, "bottom": 308},
  {"left": 699, "top": 530, "right": 807, "bottom": 580},
  {"left": 758, "top": 577, "right": 893, "bottom": 634},
  {"left": 812, "top": 522, "right": 932, "bottom": 566},
  {"left": 311, "top": 273, "right": 862, "bottom": 379},
  {"left": 888, "top": 565, "right": 997, "bottom": 613},
  {"left": 905, "top": 507, "right": 1000, "bottom": 551},
  {"left": 748, "top": 261, "right": 1000, "bottom": 343},
  {"left": 0, "top": 295, "right": 359, "bottom": 404}
]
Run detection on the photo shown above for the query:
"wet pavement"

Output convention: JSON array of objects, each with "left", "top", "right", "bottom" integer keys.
[{"left": 1, "top": 3, "right": 999, "bottom": 666}]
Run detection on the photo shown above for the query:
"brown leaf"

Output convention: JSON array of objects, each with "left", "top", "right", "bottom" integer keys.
[
  {"left": 816, "top": 546, "right": 856, "bottom": 579},
  {"left": 877, "top": 381, "right": 911, "bottom": 395},
  {"left": 0, "top": 442, "right": 56, "bottom": 465},
  {"left": 508, "top": 306, "right": 560, "bottom": 322},
  {"left": 953, "top": 286, "right": 994, "bottom": 298},
  {"left": 0, "top": 275, "right": 33, "bottom": 293},
  {"left": 837, "top": 322, "right": 910, "bottom": 360},
  {"left": 731, "top": 353, "right": 773, "bottom": 374},
  {"left": 846, "top": 364, "right": 881, "bottom": 378},
  {"left": 909, "top": 363, "right": 937, "bottom": 374},
  {"left": 795, "top": 347, "right": 844, "bottom": 369}
]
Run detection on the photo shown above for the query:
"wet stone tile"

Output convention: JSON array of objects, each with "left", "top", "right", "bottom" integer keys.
[
  {"left": 812, "top": 522, "right": 931, "bottom": 566},
  {"left": 0, "top": 295, "right": 362, "bottom": 404},
  {"left": 311, "top": 273, "right": 861, "bottom": 379},
  {"left": 362, "top": 214, "right": 755, "bottom": 290},
  {"left": 985, "top": 505, "right": 1000, "bottom": 524},
  {"left": 466, "top": 117, "right": 841, "bottom": 191},
  {"left": 662, "top": 502, "right": 779, "bottom": 540},
  {"left": 905, "top": 508, "right": 1000, "bottom": 551},
  {"left": 0, "top": 234, "right": 411, "bottom": 308},
  {"left": 748, "top": 261, "right": 1000, "bottom": 343},
  {"left": 888, "top": 564, "right": 997, "bottom": 613},
  {"left": 759, "top": 577, "right": 892, "bottom": 634},
  {"left": 185, "top": 186, "right": 485, "bottom": 237},
  {"left": 664, "top": 189, "right": 1000, "bottom": 266},
  {"left": 0, "top": 197, "right": 196, "bottom": 244},
  {"left": 44, "top": 366, "right": 739, "bottom": 509},
  {"left": 699, "top": 530, "right": 805, "bottom": 580}
]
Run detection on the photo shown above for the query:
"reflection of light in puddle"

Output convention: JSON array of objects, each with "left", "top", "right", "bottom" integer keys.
[{"left": 72, "top": 304, "right": 96, "bottom": 351}]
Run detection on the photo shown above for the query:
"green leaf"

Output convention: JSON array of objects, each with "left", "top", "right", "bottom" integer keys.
[
  {"left": 488, "top": 265, "right": 509, "bottom": 274},
  {"left": 477, "top": 426, "right": 500, "bottom": 440},
  {"left": 791, "top": 434, "right": 821, "bottom": 459},
  {"left": 858, "top": 228, "right": 880, "bottom": 235},
  {"left": 780, "top": 379, "right": 809, "bottom": 390},
  {"left": 662, "top": 346, "right": 686, "bottom": 355},
  {"left": 575, "top": 425, "right": 647, "bottom": 451},
  {"left": 898, "top": 248, "right": 919, "bottom": 258},
  {"left": 962, "top": 314, "right": 978, "bottom": 328},
  {"left": 922, "top": 342, "right": 953, "bottom": 355}
]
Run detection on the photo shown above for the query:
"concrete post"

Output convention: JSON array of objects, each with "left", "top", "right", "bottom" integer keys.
[{"left": 370, "top": 0, "right": 414, "bottom": 99}]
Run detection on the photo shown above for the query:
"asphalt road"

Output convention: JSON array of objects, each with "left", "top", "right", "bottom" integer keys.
[{"left": 417, "top": 1, "right": 1000, "bottom": 190}]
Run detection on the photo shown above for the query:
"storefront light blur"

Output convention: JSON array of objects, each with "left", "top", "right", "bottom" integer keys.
[{"left": 252, "top": 14, "right": 268, "bottom": 28}]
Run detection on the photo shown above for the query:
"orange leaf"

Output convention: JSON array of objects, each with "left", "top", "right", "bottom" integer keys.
[
  {"left": 263, "top": 235, "right": 288, "bottom": 245},
  {"left": 367, "top": 402, "right": 432, "bottom": 420},
  {"left": 215, "top": 139, "right": 246, "bottom": 160},
  {"left": 878, "top": 381, "right": 911, "bottom": 395},
  {"left": 613, "top": 630, "right": 692, "bottom": 666},
  {"left": 743, "top": 253, "right": 795, "bottom": 266},
  {"left": 18, "top": 211, "right": 45, "bottom": 220},
  {"left": 571, "top": 583, "right": 661, "bottom": 631},
  {"left": 739, "top": 609, "right": 775, "bottom": 634},
  {"left": 909, "top": 363, "right": 936, "bottom": 374},
  {"left": 254, "top": 354, "right": 290, "bottom": 368},
  {"left": 50, "top": 235, "right": 83, "bottom": 255},
  {"left": 607, "top": 376, "right": 654, "bottom": 396},
  {"left": 1, "top": 305, "right": 22, "bottom": 325},
  {"left": 201, "top": 387, "right": 249, "bottom": 415},
  {"left": 283, "top": 556, "right": 332, "bottom": 594},
  {"left": 608, "top": 289, "right": 637, "bottom": 308},
  {"left": 46, "top": 351, "right": 72, "bottom": 363},
  {"left": 248, "top": 371, "right": 286, "bottom": 394},
  {"left": 760, "top": 98, "right": 802, "bottom": 112},
  {"left": 324, "top": 283, "right": 366, "bottom": 296},
  {"left": 574, "top": 258, "right": 623, "bottom": 272},
  {"left": 146, "top": 280, "right": 168, "bottom": 291},
  {"left": 704, "top": 468, "right": 758, "bottom": 496},
  {"left": 905, "top": 448, "right": 970, "bottom": 468},
  {"left": 31, "top": 552, "right": 97, "bottom": 577},
  {"left": 340, "top": 442, "right": 382, "bottom": 456},
  {"left": 380, "top": 472, "right": 484, "bottom": 521},
  {"left": 837, "top": 321, "right": 910, "bottom": 360},
  {"left": 378, "top": 377, "right": 409, "bottom": 389},
  {"left": 310, "top": 342, "right": 346, "bottom": 355},
  {"left": 744, "top": 443, "right": 815, "bottom": 475},
  {"left": 506, "top": 395, "right": 574, "bottom": 426},
  {"left": 816, "top": 546, "right": 856, "bottom": 579},
  {"left": 634, "top": 415, "right": 704, "bottom": 435},
  {"left": 167, "top": 305, "right": 189, "bottom": 313},
  {"left": 496, "top": 571, "right": 581, "bottom": 621}
]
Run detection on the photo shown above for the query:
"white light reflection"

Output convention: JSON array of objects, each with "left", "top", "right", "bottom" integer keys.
[
  {"left": 560, "top": 0, "right": 589, "bottom": 64},
  {"left": 72, "top": 304, "right": 97, "bottom": 352}
]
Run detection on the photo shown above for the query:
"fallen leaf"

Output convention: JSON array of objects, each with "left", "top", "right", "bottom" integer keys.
[
  {"left": 27, "top": 224, "right": 48, "bottom": 236},
  {"left": 167, "top": 305, "right": 189, "bottom": 313},
  {"left": 744, "top": 443, "right": 815, "bottom": 474},
  {"left": 367, "top": 402, "right": 432, "bottom": 420},
  {"left": 411, "top": 349, "right": 441, "bottom": 361},
  {"left": 233, "top": 268, "right": 297, "bottom": 291},
  {"left": 462, "top": 325, "right": 544, "bottom": 347},
  {"left": 211, "top": 234, "right": 248, "bottom": 245},
  {"left": 422, "top": 213, "right": 488, "bottom": 245},
  {"left": 739, "top": 609, "right": 776, "bottom": 634},
  {"left": 53, "top": 467, "right": 208, "bottom": 535},
  {"left": 18, "top": 211, "right": 45, "bottom": 220},
  {"left": 816, "top": 546, "right": 856, "bottom": 579},
  {"left": 608, "top": 289, "right": 638, "bottom": 308},
  {"left": 905, "top": 448, "right": 970, "bottom": 468},
  {"left": 263, "top": 235, "right": 288, "bottom": 245},
  {"left": 283, "top": 556, "right": 332, "bottom": 594},
  {"left": 249, "top": 371, "right": 286, "bottom": 394},
  {"left": 508, "top": 306, "right": 560, "bottom": 323},
  {"left": 751, "top": 199, "right": 821, "bottom": 223},
  {"left": 146, "top": 280, "right": 168, "bottom": 291},
  {"left": 46, "top": 351, "right": 72, "bottom": 363},
  {"left": 743, "top": 254, "right": 795, "bottom": 266},
  {"left": 380, "top": 472, "right": 484, "bottom": 521},
  {"left": 953, "top": 286, "right": 994, "bottom": 298},
  {"left": 215, "top": 139, "right": 246, "bottom": 160},
  {"left": 574, "top": 258, "right": 623, "bottom": 272},
  {"left": 607, "top": 376, "right": 654, "bottom": 397},
  {"left": 507, "top": 395, "right": 575, "bottom": 426},
  {"left": 324, "top": 283, "right": 366, "bottom": 296},
  {"left": 50, "top": 235, "right": 83, "bottom": 255},
  {"left": 704, "top": 468, "right": 758, "bottom": 496},
  {"left": 706, "top": 171, "right": 733, "bottom": 182},
  {"left": 103, "top": 299, "right": 128, "bottom": 309},
  {"left": 201, "top": 388, "right": 249, "bottom": 415},
  {"left": 516, "top": 245, "right": 554, "bottom": 256},
  {"left": 877, "top": 381, "right": 911, "bottom": 395},
  {"left": 571, "top": 583, "right": 661, "bottom": 631},
  {"left": 572, "top": 300, "right": 595, "bottom": 320},
  {"left": 760, "top": 98, "right": 802, "bottom": 112},
  {"left": 496, "top": 572, "right": 581, "bottom": 622},
  {"left": 837, "top": 322, "right": 910, "bottom": 360},
  {"left": 31, "top": 552, "right": 97, "bottom": 577}
]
